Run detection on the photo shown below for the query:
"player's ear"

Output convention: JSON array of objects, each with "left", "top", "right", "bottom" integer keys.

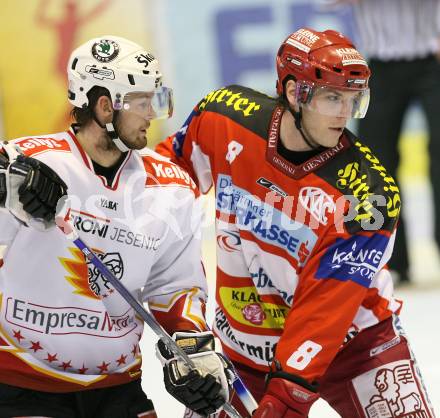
[
  {"left": 95, "top": 95, "right": 114, "bottom": 124},
  {"left": 285, "top": 79, "right": 299, "bottom": 112}
]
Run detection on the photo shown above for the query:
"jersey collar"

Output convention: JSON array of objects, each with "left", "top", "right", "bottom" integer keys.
[
  {"left": 67, "top": 126, "right": 132, "bottom": 191},
  {"left": 266, "top": 106, "right": 351, "bottom": 179}
]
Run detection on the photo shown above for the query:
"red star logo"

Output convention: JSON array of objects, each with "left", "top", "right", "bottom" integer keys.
[
  {"left": 109, "top": 289, "right": 115, "bottom": 294},
  {"left": 46, "top": 353, "right": 58, "bottom": 363},
  {"left": 59, "top": 360, "right": 72, "bottom": 371},
  {"left": 78, "top": 364, "right": 88, "bottom": 374},
  {"left": 13, "top": 330, "right": 25, "bottom": 343},
  {"left": 97, "top": 361, "right": 110, "bottom": 373},
  {"left": 30, "top": 341, "right": 43, "bottom": 352},
  {"left": 116, "top": 354, "right": 127, "bottom": 366}
]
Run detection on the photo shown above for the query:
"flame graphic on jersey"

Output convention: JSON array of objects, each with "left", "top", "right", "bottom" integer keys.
[{"left": 59, "top": 247, "right": 100, "bottom": 300}]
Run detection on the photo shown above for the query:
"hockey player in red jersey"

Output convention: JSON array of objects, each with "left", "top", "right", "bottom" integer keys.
[
  {"left": 156, "top": 28, "right": 436, "bottom": 417},
  {"left": 0, "top": 36, "right": 232, "bottom": 417}
]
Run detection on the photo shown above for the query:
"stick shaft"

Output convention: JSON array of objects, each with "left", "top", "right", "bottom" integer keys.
[
  {"left": 56, "top": 219, "right": 251, "bottom": 417},
  {"left": 73, "top": 236, "right": 195, "bottom": 367}
]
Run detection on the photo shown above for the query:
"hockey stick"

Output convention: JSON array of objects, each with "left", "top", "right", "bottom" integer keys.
[{"left": 55, "top": 209, "right": 257, "bottom": 418}]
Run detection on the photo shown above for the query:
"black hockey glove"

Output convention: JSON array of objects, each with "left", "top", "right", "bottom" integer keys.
[
  {"left": 15, "top": 154, "right": 68, "bottom": 222},
  {"left": 0, "top": 144, "right": 67, "bottom": 227},
  {"left": 156, "top": 331, "right": 234, "bottom": 416}
]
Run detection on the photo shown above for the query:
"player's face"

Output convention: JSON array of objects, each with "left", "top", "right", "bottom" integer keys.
[
  {"left": 115, "top": 93, "right": 156, "bottom": 150},
  {"left": 286, "top": 80, "right": 366, "bottom": 148},
  {"left": 301, "top": 90, "right": 356, "bottom": 147},
  {"left": 115, "top": 108, "right": 151, "bottom": 150}
]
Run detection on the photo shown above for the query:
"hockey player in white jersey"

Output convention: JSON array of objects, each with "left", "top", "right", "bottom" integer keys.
[{"left": 0, "top": 36, "right": 232, "bottom": 418}]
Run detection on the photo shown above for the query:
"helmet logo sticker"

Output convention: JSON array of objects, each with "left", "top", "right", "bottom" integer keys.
[
  {"left": 286, "top": 37, "right": 311, "bottom": 53},
  {"left": 348, "top": 79, "right": 367, "bottom": 85},
  {"left": 91, "top": 39, "right": 120, "bottom": 62},
  {"left": 287, "top": 56, "right": 302, "bottom": 66},
  {"left": 85, "top": 65, "right": 115, "bottom": 80},
  {"left": 135, "top": 53, "right": 155, "bottom": 68},
  {"left": 336, "top": 48, "right": 367, "bottom": 66},
  {"left": 286, "top": 28, "right": 320, "bottom": 53}
]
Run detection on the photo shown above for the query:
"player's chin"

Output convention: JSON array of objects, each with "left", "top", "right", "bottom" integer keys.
[
  {"left": 133, "top": 139, "right": 148, "bottom": 150},
  {"left": 325, "top": 129, "right": 343, "bottom": 146},
  {"left": 131, "top": 134, "right": 148, "bottom": 150},
  {"left": 120, "top": 137, "right": 147, "bottom": 151}
]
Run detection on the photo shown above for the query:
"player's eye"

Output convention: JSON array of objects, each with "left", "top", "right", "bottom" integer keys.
[{"left": 326, "top": 94, "right": 341, "bottom": 103}]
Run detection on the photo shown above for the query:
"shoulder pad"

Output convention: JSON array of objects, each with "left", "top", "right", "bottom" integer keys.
[
  {"left": 197, "top": 85, "right": 269, "bottom": 117},
  {"left": 196, "top": 84, "right": 278, "bottom": 140},
  {"left": 318, "top": 131, "right": 400, "bottom": 233}
]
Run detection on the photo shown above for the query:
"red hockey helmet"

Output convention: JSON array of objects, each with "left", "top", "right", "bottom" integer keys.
[{"left": 276, "top": 28, "right": 371, "bottom": 118}]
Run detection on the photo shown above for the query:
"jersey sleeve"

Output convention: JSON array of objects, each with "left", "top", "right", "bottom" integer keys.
[
  {"left": 156, "top": 103, "right": 215, "bottom": 194},
  {"left": 143, "top": 194, "right": 208, "bottom": 335},
  {"left": 273, "top": 216, "right": 397, "bottom": 383}
]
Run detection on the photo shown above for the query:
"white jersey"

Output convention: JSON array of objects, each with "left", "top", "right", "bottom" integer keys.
[{"left": 0, "top": 128, "right": 207, "bottom": 392}]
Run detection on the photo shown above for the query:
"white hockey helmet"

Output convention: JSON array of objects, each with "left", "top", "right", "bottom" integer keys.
[{"left": 67, "top": 35, "right": 173, "bottom": 120}]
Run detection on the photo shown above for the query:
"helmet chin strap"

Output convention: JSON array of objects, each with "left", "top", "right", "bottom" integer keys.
[
  {"left": 288, "top": 106, "right": 322, "bottom": 150},
  {"left": 105, "top": 122, "right": 130, "bottom": 153},
  {"left": 92, "top": 112, "right": 130, "bottom": 153}
]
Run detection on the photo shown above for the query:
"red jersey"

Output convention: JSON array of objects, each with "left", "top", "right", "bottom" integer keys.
[{"left": 156, "top": 85, "right": 402, "bottom": 384}]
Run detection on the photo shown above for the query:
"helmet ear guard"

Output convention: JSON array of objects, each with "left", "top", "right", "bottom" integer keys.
[
  {"left": 295, "top": 81, "right": 314, "bottom": 105},
  {"left": 279, "top": 72, "right": 314, "bottom": 107}
]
